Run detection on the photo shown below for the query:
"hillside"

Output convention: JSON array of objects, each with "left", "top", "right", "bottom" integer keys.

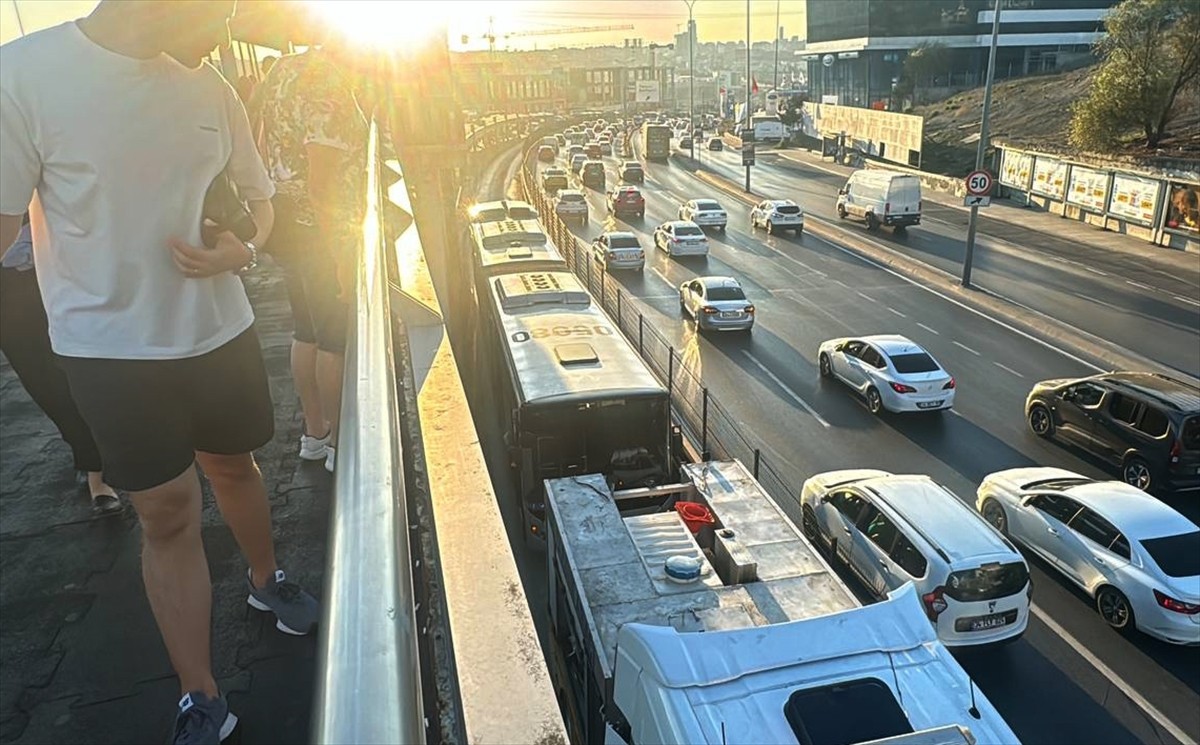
[{"left": 915, "top": 65, "right": 1200, "bottom": 177}]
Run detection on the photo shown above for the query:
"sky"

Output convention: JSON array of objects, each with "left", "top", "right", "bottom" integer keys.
[{"left": 0, "top": 0, "right": 807, "bottom": 50}]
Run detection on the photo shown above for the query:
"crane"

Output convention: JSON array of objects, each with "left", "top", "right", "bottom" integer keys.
[{"left": 463, "top": 19, "right": 635, "bottom": 52}]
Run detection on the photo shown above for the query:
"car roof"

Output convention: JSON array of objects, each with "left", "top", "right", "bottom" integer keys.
[
  {"left": 858, "top": 475, "right": 1016, "bottom": 564},
  {"left": 623, "top": 161, "right": 642, "bottom": 167},
  {"left": 615, "top": 185, "right": 641, "bottom": 192},
  {"left": 861, "top": 334, "right": 926, "bottom": 356},
  {"left": 696, "top": 276, "right": 741, "bottom": 288},
  {"left": 558, "top": 189, "right": 584, "bottom": 197},
  {"left": 765, "top": 199, "right": 798, "bottom": 206},
  {"left": 662, "top": 220, "right": 700, "bottom": 229},
  {"left": 1096, "top": 372, "right": 1200, "bottom": 413},
  {"left": 603, "top": 231, "right": 638, "bottom": 241},
  {"left": 1058, "top": 481, "right": 1199, "bottom": 540},
  {"left": 692, "top": 198, "right": 722, "bottom": 205}
]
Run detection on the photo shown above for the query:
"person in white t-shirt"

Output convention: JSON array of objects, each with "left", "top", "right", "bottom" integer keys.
[{"left": 0, "top": 2, "right": 318, "bottom": 742}]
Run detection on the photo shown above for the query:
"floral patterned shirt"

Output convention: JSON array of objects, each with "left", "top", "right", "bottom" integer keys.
[{"left": 248, "top": 50, "right": 368, "bottom": 239}]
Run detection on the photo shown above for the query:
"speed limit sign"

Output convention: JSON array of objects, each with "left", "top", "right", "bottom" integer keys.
[{"left": 965, "top": 169, "right": 993, "bottom": 195}]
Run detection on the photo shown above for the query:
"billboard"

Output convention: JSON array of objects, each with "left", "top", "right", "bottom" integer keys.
[
  {"left": 1030, "top": 156, "right": 1068, "bottom": 199},
  {"left": 1165, "top": 182, "right": 1200, "bottom": 236},
  {"left": 1066, "top": 165, "right": 1109, "bottom": 213},
  {"left": 634, "top": 80, "right": 660, "bottom": 103},
  {"left": 999, "top": 149, "right": 1033, "bottom": 189},
  {"left": 1106, "top": 174, "right": 1160, "bottom": 226},
  {"left": 815, "top": 104, "right": 922, "bottom": 165}
]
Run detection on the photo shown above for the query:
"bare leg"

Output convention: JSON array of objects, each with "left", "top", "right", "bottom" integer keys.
[
  {"left": 86, "top": 471, "right": 117, "bottom": 500},
  {"left": 129, "top": 465, "right": 216, "bottom": 697},
  {"left": 315, "top": 350, "right": 344, "bottom": 442},
  {"left": 197, "top": 451, "right": 277, "bottom": 589},
  {"left": 291, "top": 339, "right": 327, "bottom": 438}
]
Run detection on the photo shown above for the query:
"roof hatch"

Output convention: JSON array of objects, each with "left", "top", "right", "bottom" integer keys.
[{"left": 555, "top": 343, "right": 599, "bottom": 366}]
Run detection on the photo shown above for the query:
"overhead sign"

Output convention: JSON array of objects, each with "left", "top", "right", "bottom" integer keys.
[
  {"left": 634, "top": 80, "right": 660, "bottom": 103},
  {"left": 965, "top": 169, "right": 993, "bottom": 196},
  {"left": 742, "top": 143, "right": 756, "bottom": 166},
  {"left": 963, "top": 195, "right": 991, "bottom": 207}
]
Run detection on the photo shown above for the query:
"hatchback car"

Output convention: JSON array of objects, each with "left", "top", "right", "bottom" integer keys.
[
  {"left": 537, "top": 145, "right": 555, "bottom": 163},
  {"left": 750, "top": 199, "right": 805, "bottom": 235},
  {"left": 554, "top": 190, "right": 588, "bottom": 225},
  {"left": 580, "top": 161, "right": 606, "bottom": 190},
  {"left": 818, "top": 335, "right": 955, "bottom": 414},
  {"left": 541, "top": 167, "right": 568, "bottom": 195},
  {"left": 653, "top": 221, "right": 709, "bottom": 258},
  {"left": 707, "top": 137, "right": 724, "bottom": 151},
  {"left": 1025, "top": 372, "right": 1200, "bottom": 493},
  {"left": 977, "top": 467, "right": 1200, "bottom": 644},
  {"left": 592, "top": 232, "right": 645, "bottom": 272},
  {"left": 569, "top": 153, "right": 587, "bottom": 175},
  {"left": 679, "top": 276, "right": 754, "bottom": 332},
  {"left": 802, "top": 470, "right": 1031, "bottom": 647},
  {"left": 607, "top": 186, "right": 645, "bottom": 218},
  {"left": 678, "top": 199, "right": 727, "bottom": 231},
  {"left": 586, "top": 142, "right": 602, "bottom": 160},
  {"left": 620, "top": 161, "right": 644, "bottom": 184},
  {"left": 567, "top": 145, "right": 584, "bottom": 163}
]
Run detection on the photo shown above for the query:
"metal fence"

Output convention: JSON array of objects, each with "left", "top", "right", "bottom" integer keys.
[{"left": 516, "top": 151, "right": 801, "bottom": 505}]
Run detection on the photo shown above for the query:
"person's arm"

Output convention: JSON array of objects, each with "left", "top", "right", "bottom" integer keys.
[{"left": 0, "top": 80, "right": 40, "bottom": 255}]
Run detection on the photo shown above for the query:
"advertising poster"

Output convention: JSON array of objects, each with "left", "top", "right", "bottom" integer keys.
[
  {"left": 1030, "top": 156, "right": 1067, "bottom": 199},
  {"left": 999, "top": 149, "right": 1033, "bottom": 189},
  {"left": 1106, "top": 174, "right": 1160, "bottom": 226},
  {"left": 1165, "top": 182, "right": 1200, "bottom": 235},
  {"left": 1066, "top": 165, "right": 1109, "bottom": 212}
]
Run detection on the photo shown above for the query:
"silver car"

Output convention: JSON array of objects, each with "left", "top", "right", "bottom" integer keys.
[
  {"left": 653, "top": 220, "right": 709, "bottom": 258},
  {"left": 750, "top": 198, "right": 805, "bottom": 235},
  {"left": 818, "top": 334, "right": 956, "bottom": 414},
  {"left": 554, "top": 190, "right": 589, "bottom": 225},
  {"left": 592, "top": 232, "right": 645, "bottom": 272},
  {"left": 679, "top": 276, "right": 754, "bottom": 332}
]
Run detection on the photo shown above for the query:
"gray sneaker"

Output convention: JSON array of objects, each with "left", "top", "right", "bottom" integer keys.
[
  {"left": 172, "top": 691, "right": 237, "bottom": 744},
  {"left": 246, "top": 568, "right": 319, "bottom": 636}
]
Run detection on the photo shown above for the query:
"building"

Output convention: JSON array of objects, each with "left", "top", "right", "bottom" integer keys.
[{"left": 800, "top": 0, "right": 1116, "bottom": 108}]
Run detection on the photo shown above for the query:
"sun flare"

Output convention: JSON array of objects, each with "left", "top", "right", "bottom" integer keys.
[{"left": 305, "top": 0, "right": 450, "bottom": 49}]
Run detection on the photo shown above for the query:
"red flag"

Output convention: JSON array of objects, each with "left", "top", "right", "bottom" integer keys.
[{"left": 752, "top": 77, "right": 759, "bottom": 94}]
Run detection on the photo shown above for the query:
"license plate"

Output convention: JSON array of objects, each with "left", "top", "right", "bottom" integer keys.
[
  {"left": 720, "top": 311, "right": 740, "bottom": 318},
  {"left": 970, "top": 614, "right": 1008, "bottom": 631},
  {"left": 917, "top": 400, "right": 943, "bottom": 409}
]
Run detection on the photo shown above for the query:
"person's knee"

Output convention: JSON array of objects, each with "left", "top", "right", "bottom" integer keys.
[
  {"left": 130, "top": 470, "right": 200, "bottom": 543},
  {"left": 197, "top": 451, "right": 261, "bottom": 490}
]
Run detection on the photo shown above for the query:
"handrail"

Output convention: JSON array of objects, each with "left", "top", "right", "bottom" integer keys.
[{"left": 312, "top": 122, "right": 426, "bottom": 745}]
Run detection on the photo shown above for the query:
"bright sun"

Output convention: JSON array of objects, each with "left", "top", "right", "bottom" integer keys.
[{"left": 305, "top": 0, "right": 451, "bottom": 49}]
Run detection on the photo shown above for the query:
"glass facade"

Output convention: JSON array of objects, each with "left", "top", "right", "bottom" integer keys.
[{"left": 807, "top": 0, "right": 1114, "bottom": 42}]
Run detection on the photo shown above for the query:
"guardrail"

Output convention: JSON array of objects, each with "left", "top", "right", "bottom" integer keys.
[
  {"left": 312, "top": 122, "right": 426, "bottom": 745},
  {"left": 517, "top": 146, "right": 798, "bottom": 505}
]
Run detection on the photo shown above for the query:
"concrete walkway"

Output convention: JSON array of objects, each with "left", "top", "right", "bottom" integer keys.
[{"left": 0, "top": 265, "right": 328, "bottom": 744}]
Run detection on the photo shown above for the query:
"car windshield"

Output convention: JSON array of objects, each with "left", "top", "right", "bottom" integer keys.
[
  {"left": 560, "top": 194, "right": 584, "bottom": 203},
  {"left": 1141, "top": 531, "right": 1200, "bottom": 577},
  {"left": 888, "top": 352, "right": 940, "bottom": 374},
  {"left": 706, "top": 286, "right": 746, "bottom": 301},
  {"left": 583, "top": 163, "right": 603, "bottom": 173},
  {"left": 624, "top": 163, "right": 641, "bottom": 169},
  {"left": 774, "top": 204, "right": 801, "bottom": 214},
  {"left": 675, "top": 225, "right": 704, "bottom": 237},
  {"left": 609, "top": 236, "right": 640, "bottom": 248},
  {"left": 695, "top": 200, "right": 721, "bottom": 210}
]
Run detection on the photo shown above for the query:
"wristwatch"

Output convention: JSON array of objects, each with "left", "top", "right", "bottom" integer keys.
[{"left": 236, "top": 241, "right": 259, "bottom": 276}]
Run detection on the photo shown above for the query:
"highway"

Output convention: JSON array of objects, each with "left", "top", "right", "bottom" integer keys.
[
  {"left": 513, "top": 141, "right": 1200, "bottom": 745},
  {"left": 691, "top": 143, "right": 1200, "bottom": 379}
]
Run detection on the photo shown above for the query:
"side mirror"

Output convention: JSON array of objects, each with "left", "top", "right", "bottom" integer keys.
[
  {"left": 838, "top": 188, "right": 847, "bottom": 196},
  {"left": 834, "top": 342, "right": 845, "bottom": 352},
  {"left": 1061, "top": 389, "right": 1075, "bottom": 402},
  {"left": 819, "top": 493, "right": 831, "bottom": 504}
]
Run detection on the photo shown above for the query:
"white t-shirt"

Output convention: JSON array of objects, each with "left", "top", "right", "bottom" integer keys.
[{"left": 0, "top": 22, "right": 275, "bottom": 360}]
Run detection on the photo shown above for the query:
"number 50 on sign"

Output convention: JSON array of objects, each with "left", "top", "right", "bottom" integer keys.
[{"left": 966, "top": 169, "right": 993, "bottom": 195}]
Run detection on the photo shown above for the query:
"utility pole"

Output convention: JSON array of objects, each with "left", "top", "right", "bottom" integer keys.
[
  {"left": 745, "top": 0, "right": 752, "bottom": 193},
  {"left": 11, "top": 0, "right": 26, "bottom": 35},
  {"left": 961, "top": 1, "right": 1002, "bottom": 288},
  {"left": 773, "top": 0, "right": 780, "bottom": 90}
]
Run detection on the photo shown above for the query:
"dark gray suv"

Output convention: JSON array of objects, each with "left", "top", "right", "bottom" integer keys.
[{"left": 1025, "top": 372, "right": 1200, "bottom": 494}]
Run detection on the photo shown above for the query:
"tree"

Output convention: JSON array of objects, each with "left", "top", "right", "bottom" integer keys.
[
  {"left": 1070, "top": 0, "right": 1200, "bottom": 151},
  {"left": 898, "top": 41, "right": 951, "bottom": 105}
]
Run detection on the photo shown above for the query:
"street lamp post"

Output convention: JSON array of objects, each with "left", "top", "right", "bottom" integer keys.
[
  {"left": 682, "top": 0, "right": 698, "bottom": 165},
  {"left": 745, "top": 0, "right": 751, "bottom": 193},
  {"left": 961, "top": 2, "right": 1002, "bottom": 288}
]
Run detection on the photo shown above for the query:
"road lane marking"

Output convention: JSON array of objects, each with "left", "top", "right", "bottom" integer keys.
[
  {"left": 1030, "top": 604, "right": 1197, "bottom": 745},
  {"left": 917, "top": 322, "right": 940, "bottom": 335},
  {"left": 1084, "top": 266, "right": 1109, "bottom": 276},
  {"left": 993, "top": 362, "right": 1024, "bottom": 378},
  {"left": 886, "top": 306, "right": 907, "bottom": 318},
  {"left": 651, "top": 267, "right": 674, "bottom": 287},
  {"left": 1174, "top": 295, "right": 1200, "bottom": 307},
  {"left": 856, "top": 291, "right": 878, "bottom": 303},
  {"left": 742, "top": 351, "right": 831, "bottom": 428},
  {"left": 1124, "top": 280, "right": 1152, "bottom": 291},
  {"left": 953, "top": 341, "right": 980, "bottom": 356}
]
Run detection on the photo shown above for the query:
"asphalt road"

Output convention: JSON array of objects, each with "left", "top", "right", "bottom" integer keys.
[
  {"left": 515, "top": 143, "right": 1200, "bottom": 745},
  {"left": 691, "top": 144, "right": 1200, "bottom": 379}
]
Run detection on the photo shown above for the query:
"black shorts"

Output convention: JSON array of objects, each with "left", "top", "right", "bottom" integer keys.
[
  {"left": 56, "top": 325, "right": 275, "bottom": 492},
  {"left": 278, "top": 248, "right": 348, "bottom": 354}
]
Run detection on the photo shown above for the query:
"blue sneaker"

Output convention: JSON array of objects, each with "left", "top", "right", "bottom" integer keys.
[
  {"left": 246, "top": 568, "right": 319, "bottom": 636},
  {"left": 172, "top": 691, "right": 237, "bottom": 744}
]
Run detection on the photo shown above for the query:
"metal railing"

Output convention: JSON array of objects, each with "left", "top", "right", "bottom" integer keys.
[{"left": 312, "top": 122, "right": 425, "bottom": 745}]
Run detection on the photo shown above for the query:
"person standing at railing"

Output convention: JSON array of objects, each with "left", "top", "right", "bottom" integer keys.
[
  {"left": 248, "top": 31, "right": 369, "bottom": 475},
  {"left": 1, "top": 215, "right": 120, "bottom": 513},
  {"left": 0, "top": 2, "right": 319, "bottom": 743}
]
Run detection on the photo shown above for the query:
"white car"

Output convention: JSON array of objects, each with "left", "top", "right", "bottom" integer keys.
[
  {"left": 818, "top": 335, "right": 955, "bottom": 414},
  {"left": 801, "top": 470, "right": 1031, "bottom": 647},
  {"left": 679, "top": 276, "right": 754, "bottom": 332},
  {"left": 653, "top": 220, "right": 709, "bottom": 258},
  {"left": 750, "top": 198, "right": 805, "bottom": 236},
  {"left": 977, "top": 467, "right": 1200, "bottom": 645},
  {"left": 677, "top": 199, "right": 727, "bottom": 231}
]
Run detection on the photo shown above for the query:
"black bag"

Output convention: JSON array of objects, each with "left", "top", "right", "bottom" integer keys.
[{"left": 201, "top": 166, "right": 257, "bottom": 249}]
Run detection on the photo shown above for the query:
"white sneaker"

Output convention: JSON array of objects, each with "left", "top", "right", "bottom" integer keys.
[
  {"left": 299, "top": 430, "right": 330, "bottom": 461},
  {"left": 324, "top": 445, "right": 336, "bottom": 473}
]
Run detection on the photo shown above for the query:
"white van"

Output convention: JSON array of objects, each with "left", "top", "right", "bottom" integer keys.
[{"left": 836, "top": 169, "right": 922, "bottom": 233}]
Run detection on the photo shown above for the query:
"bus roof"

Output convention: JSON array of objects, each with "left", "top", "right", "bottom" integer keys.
[
  {"left": 471, "top": 220, "right": 568, "bottom": 276},
  {"left": 489, "top": 271, "right": 666, "bottom": 406}
]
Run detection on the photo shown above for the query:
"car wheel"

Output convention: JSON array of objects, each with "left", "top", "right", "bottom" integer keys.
[
  {"left": 894, "top": 225, "right": 908, "bottom": 236},
  {"left": 1027, "top": 403, "right": 1054, "bottom": 437},
  {"left": 1095, "top": 586, "right": 1136, "bottom": 634},
  {"left": 837, "top": 205, "right": 848, "bottom": 219},
  {"left": 866, "top": 213, "right": 880, "bottom": 232},
  {"left": 980, "top": 499, "right": 1009, "bottom": 537},
  {"left": 818, "top": 353, "right": 832, "bottom": 378},
  {"left": 1122, "top": 456, "right": 1154, "bottom": 492},
  {"left": 766, "top": 221, "right": 774, "bottom": 235},
  {"left": 866, "top": 386, "right": 884, "bottom": 415},
  {"left": 801, "top": 505, "right": 821, "bottom": 543},
  {"left": 750, "top": 216, "right": 757, "bottom": 230},
  {"left": 795, "top": 226, "right": 804, "bottom": 236},
  {"left": 718, "top": 225, "right": 726, "bottom": 233}
]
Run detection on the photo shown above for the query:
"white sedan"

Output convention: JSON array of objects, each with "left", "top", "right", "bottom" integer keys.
[
  {"left": 679, "top": 276, "right": 754, "bottom": 332},
  {"left": 818, "top": 335, "right": 955, "bottom": 414},
  {"left": 750, "top": 198, "right": 805, "bottom": 236},
  {"left": 977, "top": 467, "right": 1200, "bottom": 645},
  {"left": 653, "top": 221, "right": 709, "bottom": 258},
  {"left": 677, "top": 199, "right": 727, "bottom": 231}
]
